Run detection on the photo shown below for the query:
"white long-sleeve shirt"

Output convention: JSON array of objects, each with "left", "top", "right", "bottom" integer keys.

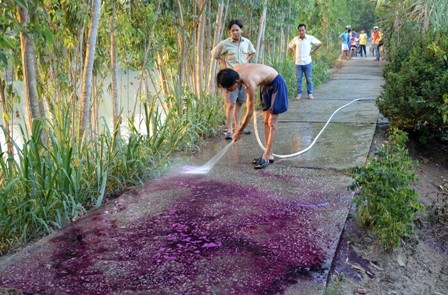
[{"left": 288, "top": 34, "right": 322, "bottom": 65}]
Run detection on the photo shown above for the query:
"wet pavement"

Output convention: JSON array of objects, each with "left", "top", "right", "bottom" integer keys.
[{"left": 0, "top": 57, "right": 384, "bottom": 295}]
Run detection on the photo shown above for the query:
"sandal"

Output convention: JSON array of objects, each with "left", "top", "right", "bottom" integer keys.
[
  {"left": 254, "top": 158, "right": 270, "bottom": 169},
  {"left": 225, "top": 131, "right": 233, "bottom": 140},
  {"left": 243, "top": 129, "right": 252, "bottom": 135},
  {"left": 252, "top": 157, "right": 274, "bottom": 165}
]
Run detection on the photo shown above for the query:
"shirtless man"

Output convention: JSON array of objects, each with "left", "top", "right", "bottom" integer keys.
[{"left": 216, "top": 63, "right": 289, "bottom": 169}]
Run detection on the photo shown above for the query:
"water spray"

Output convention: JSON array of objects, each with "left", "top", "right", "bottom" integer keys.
[{"left": 181, "top": 141, "right": 234, "bottom": 174}]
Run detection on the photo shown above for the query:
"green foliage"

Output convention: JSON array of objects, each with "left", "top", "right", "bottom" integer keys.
[
  {"left": 350, "top": 128, "right": 424, "bottom": 249},
  {"left": 377, "top": 26, "right": 448, "bottom": 143},
  {"left": 0, "top": 90, "right": 222, "bottom": 254}
]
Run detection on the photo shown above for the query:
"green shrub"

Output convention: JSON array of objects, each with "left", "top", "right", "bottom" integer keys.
[
  {"left": 377, "top": 28, "right": 448, "bottom": 143},
  {"left": 350, "top": 128, "right": 424, "bottom": 248}
]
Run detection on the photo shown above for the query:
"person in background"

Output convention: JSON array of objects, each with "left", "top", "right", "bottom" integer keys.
[
  {"left": 358, "top": 30, "right": 367, "bottom": 57},
  {"left": 372, "top": 26, "right": 380, "bottom": 61},
  {"left": 211, "top": 19, "right": 256, "bottom": 140},
  {"left": 288, "top": 23, "right": 322, "bottom": 100},
  {"left": 340, "top": 27, "right": 351, "bottom": 61},
  {"left": 369, "top": 27, "right": 375, "bottom": 56},
  {"left": 216, "top": 64, "right": 288, "bottom": 169},
  {"left": 349, "top": 32, "right": 359, "bottom": 58},
  {"left": 378, "top": 28, "right": 385, "bottom": 60}
]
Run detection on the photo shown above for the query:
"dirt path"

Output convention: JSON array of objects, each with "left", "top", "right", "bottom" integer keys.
[{"left": 326, "top": 125, "right": 448, "bottom": 295}]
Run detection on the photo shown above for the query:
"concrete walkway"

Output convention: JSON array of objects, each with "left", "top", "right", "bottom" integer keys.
[{"left": 0, "top": 58, "right": 384, "bottom": 295}]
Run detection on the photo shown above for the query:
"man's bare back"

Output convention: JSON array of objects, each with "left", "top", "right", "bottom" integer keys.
[{"left": 232, "top": 64, "right": 278, "bottom": 90}]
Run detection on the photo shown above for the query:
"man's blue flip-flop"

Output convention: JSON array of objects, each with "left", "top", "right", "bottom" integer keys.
[
  {"left": 254, "top": 158, "right": 270, "bottom": 169},
  {"left": 252, "top": 157, "right": 274, "bottom": 165}
]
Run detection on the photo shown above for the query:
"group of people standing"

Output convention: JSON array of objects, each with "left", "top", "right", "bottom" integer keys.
[
  {"left": 211, "top": 20, "right": 321, "bottom": 169},
  {"left": 340, "top": 25, "right": 384, "bottom": 61},
  {"left": 210, "top": 19, "right": 386, "bottom": 170}
]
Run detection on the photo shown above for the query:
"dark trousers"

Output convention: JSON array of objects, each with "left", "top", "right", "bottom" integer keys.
[{"left": 359, "top": 45, "right": 367, "bottom": 57}]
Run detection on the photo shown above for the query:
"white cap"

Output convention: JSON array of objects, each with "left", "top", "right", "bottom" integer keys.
[{"left": 373, "top": 26, "right": 379, "bottom": 29}]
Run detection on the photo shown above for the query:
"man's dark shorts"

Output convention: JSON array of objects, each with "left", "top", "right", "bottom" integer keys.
[{"left": 261, "top": 74, "right": 288, "bottom": 115}]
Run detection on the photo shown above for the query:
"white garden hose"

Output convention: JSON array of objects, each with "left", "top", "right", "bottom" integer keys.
[{"left": 253, "top": 98, "right": 373, "bottom": 159}]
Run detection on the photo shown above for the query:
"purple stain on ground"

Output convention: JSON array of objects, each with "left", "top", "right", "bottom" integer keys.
[
  {"left": 332, "top": 237, "right": 376, "bottom": 282},
  {"left": 0, "top": 177, "right": 332, "bottom": 295}
]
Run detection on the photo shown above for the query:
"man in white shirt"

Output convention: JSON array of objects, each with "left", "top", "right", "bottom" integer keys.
[{"left": 288, "top": 23, "right": 322, "bottom": 100}]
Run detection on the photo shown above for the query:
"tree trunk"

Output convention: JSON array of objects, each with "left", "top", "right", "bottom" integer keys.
[
  {"left": 195, "top": 0, "right": 206, "bottom": 99},
  {"left": 191, "top": 2, "right": 198, "bottom": 96},
  {"left": 91, "top": 76, "right": 104, "bottom": 139},
  {"left": 17, "top": 4, "right": 42, "bottom": 129},
  {"left": 207, "top": 0, "right": 225, "bottom": 93},
  {"left": 205, "top": 0, "right": 213, "bottom": 81},
  {"left": 285, "top": 22, "right": 291, "bottom": 55},
  {"left": 0, "top": 78, "right": 14, "bottom": 157},
  {"left": 109, "top": 0, "right": 121, "bottom": 137},
  {"left": 79, "top": 0, "right": 102, "bottom": 137},
  {"left": 71, "top": 26, "right": 85, "bottom": 135},
  {"left": 156, "top": 51, "right": 170, "bottom": 96},
  {"left": 255, "top": 0, "right": 268, "bottom": 63},
  {"left": 219, "top": 0, "right": 229, "bottom": 44},
  {"left": 133, "top": 0, "right": 162, "bottom": 117},
  {"left": 176, "top": 0, "right": 186, "bottom": 104},
  {"left": 277, "top": 13, "right": 283, "bottom": 61}
]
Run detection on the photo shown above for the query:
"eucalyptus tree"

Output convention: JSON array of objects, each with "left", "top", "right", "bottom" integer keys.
[
  {"left": 255, "top": 0, "right": 299, "bottom": 63},
  {"left": 143, "top": 0, "right": 215, "bottom": 104},
  {"left": 207, "top": 0, "right": 227, "bottom": 93},
  {"left": 17, "top": 1, "right": 44, "bottom": 128},
  {"left": 37, "top": 0, "right": 91, "bottom": 134},
  {"left": 0, "top": 1, "right": 20, "bottom": 156},
  {"left": 254, "top": 0, "right": 268, "bottom": 63},
  {"left": 108, "top": 0, "right": 120, "bottom": 136},
  {"left": 316, "top": 0, "right": 346, "bottom": 49},
  {"left": 194, "top": 0, "right": 207, "bottom": 99},
  {"left": 0, "top": 81, "right": 14, "bottom": 156},
  {"left": 79, "top": 0, "right": 102, "bottom": 137},
  {"left": 175, "top": 0, "right": 188, "bottom": 101},
  {"left": 106, "top": 0, "right": 162, "bottom": 120}
]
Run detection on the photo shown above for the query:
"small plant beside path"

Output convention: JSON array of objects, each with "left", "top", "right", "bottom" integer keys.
[{"left": 350, "top": 128, "right": 424, "bottom": 249}]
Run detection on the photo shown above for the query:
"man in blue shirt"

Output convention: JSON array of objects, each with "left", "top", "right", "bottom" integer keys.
[{"left": 340, "top": 27, "right": 351, "bottom": 61}]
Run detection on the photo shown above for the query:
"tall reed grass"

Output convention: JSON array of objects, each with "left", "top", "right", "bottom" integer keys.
[
  {"left": 0, "top": 91, "right": 223, "bottom": 254},
  {"left": 0, "top": 56, "right": 331, "bottom": 254}
]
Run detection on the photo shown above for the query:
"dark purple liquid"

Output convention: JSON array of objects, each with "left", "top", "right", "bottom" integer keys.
[{"left": 0, "top": 176, "right": 329, "bottom": 294}]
